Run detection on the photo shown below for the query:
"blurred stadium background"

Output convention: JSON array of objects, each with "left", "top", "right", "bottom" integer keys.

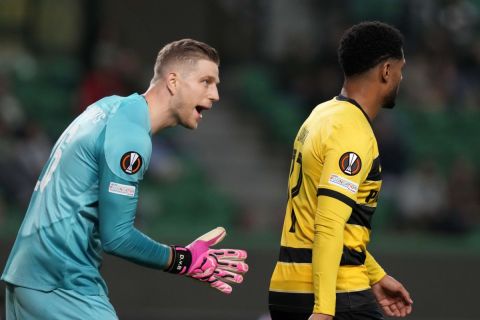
[{"left": 1, "top": 0, "right": 479, "bottom": 319}]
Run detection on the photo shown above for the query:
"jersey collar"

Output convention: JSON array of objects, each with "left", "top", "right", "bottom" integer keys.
[
  {"left": 137, "top": 93, "right": 152, "bottom": 136},
  {"left": 335, "top": 95, "right": 373, "bottom": 128}
]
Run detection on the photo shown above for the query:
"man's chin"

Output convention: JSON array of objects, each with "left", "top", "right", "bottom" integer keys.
[
  {"left": 382, "top": 95, "right": 397, "bottom": 109},
  {"left": 383, "top": 87, "right": 399, "bottom": 109},
  {"left": 382, "top": 102, "right": 396, "bottom": 109},
  {"left": 181, "top": 121, "right": 198, "bottom": 130}
]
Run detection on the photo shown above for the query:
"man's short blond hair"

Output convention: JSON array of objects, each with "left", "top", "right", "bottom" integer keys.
[{"left": 151, "top": 39, "right": 219, "bottom": 84}]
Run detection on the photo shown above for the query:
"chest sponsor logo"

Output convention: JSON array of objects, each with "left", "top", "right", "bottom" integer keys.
[
  {"left": 339, "top": 152, "right": 362, "bottom": 176},
  {"left": 120, "top": 151, "right": 143, "bottom": 175},
  {"left": 328, "top": 174, "right": 359, "bottom": 194},
  {"left": 108, "top": 182, "right": 136, "bottom": 197}
]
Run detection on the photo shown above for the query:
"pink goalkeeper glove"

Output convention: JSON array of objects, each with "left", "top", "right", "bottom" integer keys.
[{"left": 165, "top": 227, "right": 248, "bottom": 294}]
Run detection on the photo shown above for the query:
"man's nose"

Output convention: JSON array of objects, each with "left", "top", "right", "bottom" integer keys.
[{"left": 209, "top": 85, "right": 220, "bottom": 102}]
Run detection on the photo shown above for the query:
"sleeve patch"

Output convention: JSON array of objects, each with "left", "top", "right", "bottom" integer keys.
[
  {"left": 109, "top": 182, "right": 136, "bottom": 197},
  {"left": 120, "top": 151, "right": 143, "bottom": 175},
  {"left": 328, "top": 174, "right": 359, "bottom": 194},
  {"left": 339, "top": 152, "right": 362, "bottom": 176}
]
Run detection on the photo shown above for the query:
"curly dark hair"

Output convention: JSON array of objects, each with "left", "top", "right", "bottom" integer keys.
[{"left": 338, "top": 21, "right": 404, "bottom": 77}]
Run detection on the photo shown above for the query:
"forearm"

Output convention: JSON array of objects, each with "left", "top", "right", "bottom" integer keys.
[
  {"left": 312, "top": 221, "right": 343, "bottom": 315},
  {"left": 102, "top": 226, "right": 171, "bottom": 269},
  {"left": 312, "top": 196, "right": 350, "bottom": 315},
  {"left": 365, "top": 250, "right": 387, "bottom": 285},
  {"left": 98, "top": 154, "right": 171, "bottom": 270}
]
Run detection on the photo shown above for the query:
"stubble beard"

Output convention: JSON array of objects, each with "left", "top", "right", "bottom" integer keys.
[{"left": 382, "top": 84, "right": 400, "bottom": 109}]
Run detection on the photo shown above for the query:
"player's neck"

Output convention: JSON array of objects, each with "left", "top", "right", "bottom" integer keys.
[
  {"left": 340, "top": 79, "right": 382, "bottom": 121},
  {"left": 143, "top": 84, "right": 178, "bottom": 133}
]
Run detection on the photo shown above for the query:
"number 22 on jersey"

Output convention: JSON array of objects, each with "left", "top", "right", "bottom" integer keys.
[{"left": 288, "top": 149, "right": 303, "bottom": 233}]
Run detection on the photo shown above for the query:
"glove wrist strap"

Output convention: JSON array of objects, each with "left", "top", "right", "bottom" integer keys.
[{"left": 165, "top": 246, "right": 192, "bottom": 274}]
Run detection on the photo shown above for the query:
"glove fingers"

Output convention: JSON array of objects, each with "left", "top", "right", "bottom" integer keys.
[
  {"left": 209, "top": 249, "right": 247, "bottom": 260},
  {"left": 217, "top": 260, "right": 249, "bottom": 273},
  {"left": 208, "top": 276, "right": 232, "bottom": 294},
  {"left": 194, "top": 227, "right": 226, "bottom": 246},
  {"left": 213, "top": 269, "right": 244, "bottom": 284}
]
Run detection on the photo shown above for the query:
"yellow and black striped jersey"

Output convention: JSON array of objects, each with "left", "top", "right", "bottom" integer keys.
[{"left": 269, "top": 95, "right": 386, "bottom": 315}]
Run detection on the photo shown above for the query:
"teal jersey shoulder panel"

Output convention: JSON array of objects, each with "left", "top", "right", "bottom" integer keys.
[{"left": 104, "top": 94, "right": 152, "bottom": 182}]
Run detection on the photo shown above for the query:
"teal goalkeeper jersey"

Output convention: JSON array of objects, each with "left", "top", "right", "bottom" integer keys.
[{"left": 2, "top": 93, "right": 170, "bottom": 296}]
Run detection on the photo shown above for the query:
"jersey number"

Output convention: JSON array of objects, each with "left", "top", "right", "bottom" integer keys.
[
  {"left": 289, "top": 149, "right": 303, "bottom": 233},
  {"left": 36, "top": 122, "right": 80, "bottom": 192}
]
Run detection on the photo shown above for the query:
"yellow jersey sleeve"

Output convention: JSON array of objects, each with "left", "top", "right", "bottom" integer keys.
[
  {"left": 317, "top": 120, "right": 373, "bottom": 201},
  {"left": 365, "top": 251, "right": 386, "bottom": 285},
  {"left": 312, "top": 122, "right": 374, "bottom": 315},
  {"left": 312, "top": 196, "right": 351, "bottom": 315}
]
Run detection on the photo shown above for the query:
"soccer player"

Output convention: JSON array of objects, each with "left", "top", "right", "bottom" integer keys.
[
  {"left": 2, "top": 39, "right": 248, "bottom": 320},
  {"left": 268, "top": 22, "right": 413, "bottom": 320}
]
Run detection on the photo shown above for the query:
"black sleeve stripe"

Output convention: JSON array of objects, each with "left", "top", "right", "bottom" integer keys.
[
  {"left": 346, "top": 204, "right": 375, "bottom": 229},
  {"left": 317, "top": 188, "right": 356, "bottom": 208},
  {"left": 366, "top": 157, "right": 382, "bottom": 181},
  {"left": 317, "top": 189, "right": 373, "bottom": 230}
]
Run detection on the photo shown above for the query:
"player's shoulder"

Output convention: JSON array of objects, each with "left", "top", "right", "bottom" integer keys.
[
  {"left": 318, "top": 97, "right": 373, "bottom": 135},
  {"left": 105, "top": 94, "right": 149, "bottom": 132},
  {"left": 112, "top": 94, "right": 150, "bottom": 127},
  {"left": 103, "top": 94, "right": 151, "bottom": 181}
]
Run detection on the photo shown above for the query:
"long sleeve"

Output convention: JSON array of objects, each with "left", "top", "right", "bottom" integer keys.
[
  {"left": 312, "top": 120, "right": 373, "bottom": 315},
  {"left": 96, "top": 99, "right": 171, "bottom": 270},
  {"left": 98, "top": 149, "right": 171, "bottom": 269},
  {"left": 312, "top": 196, "right": 352, "bottom": 315},
  {"left": 365, "top": 251, "right": 386, "bottom": 285}
]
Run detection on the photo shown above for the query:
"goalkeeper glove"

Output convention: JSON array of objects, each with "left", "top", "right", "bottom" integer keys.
[{"left": 165, "top": 227, "right": 248, "bottom": 294}]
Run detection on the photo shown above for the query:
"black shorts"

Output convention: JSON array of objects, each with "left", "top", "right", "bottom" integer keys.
[
  {"left": 270, "top": 308, "right": 383, "bottom": 320},
  {"left": 269, "top": 289, "right": 384, "bottom": 320}
]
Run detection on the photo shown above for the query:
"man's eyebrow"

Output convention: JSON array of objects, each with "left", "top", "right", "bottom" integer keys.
[{"left": 203, "top": 75, "right": 220, "bottom": 84}]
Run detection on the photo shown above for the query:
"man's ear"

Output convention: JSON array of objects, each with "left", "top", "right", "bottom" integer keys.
[
  {"left": 381, "top": 61, "right": 391, "bottom": 83},
  {"left": 166, "top": 72, "right": 178, "bottom": 95}
]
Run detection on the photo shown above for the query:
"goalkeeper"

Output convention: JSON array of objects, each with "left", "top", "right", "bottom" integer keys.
[{"left": 2, "top": 39, "right": 248, "bottom": 320}]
